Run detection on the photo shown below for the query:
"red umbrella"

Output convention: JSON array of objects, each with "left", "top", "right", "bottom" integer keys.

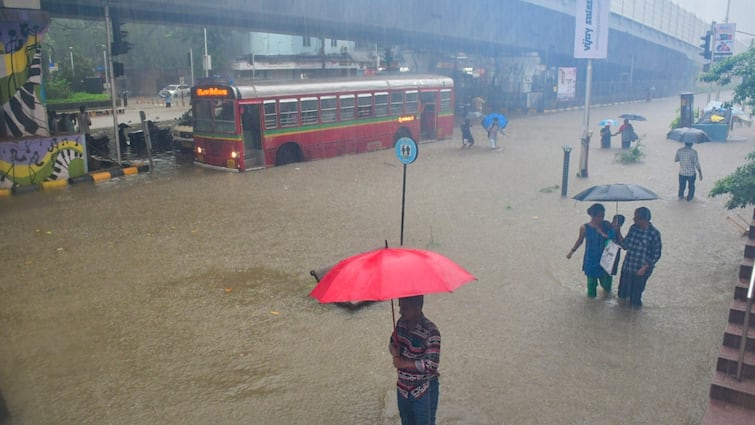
[{"left": 309, "top": 247, "right": 476, "bottom": 303}]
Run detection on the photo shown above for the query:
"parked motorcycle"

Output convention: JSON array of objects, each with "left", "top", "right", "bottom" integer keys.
[{"left": 85, "top": 132, "right": 110, "bottom": 157}]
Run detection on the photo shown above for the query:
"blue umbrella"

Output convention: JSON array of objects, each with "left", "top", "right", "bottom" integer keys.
[
  {"left": 599, "top": 119, "right": 618, "bottom": 127},
  {"left": 482, "top": 113, "right": 508, "bottom": 129}
]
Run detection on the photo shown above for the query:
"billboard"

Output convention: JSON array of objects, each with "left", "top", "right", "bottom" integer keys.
[
  {"left": 557, "top": 67, "right": 577, "bottom": 102},
  {"left": 712, "top": 23, "right": 736, "bottom": 61},
  {"left": 573, "top": 0, "right": 610, "bottom": 59}
]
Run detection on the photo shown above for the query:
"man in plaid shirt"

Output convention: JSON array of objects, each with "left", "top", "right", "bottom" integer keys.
[
  {"left": 674, "top": 141, "right": 703, "bottom": 201},
  {"left": 617, "top": 207, "right": 662, "bottom": 307}
]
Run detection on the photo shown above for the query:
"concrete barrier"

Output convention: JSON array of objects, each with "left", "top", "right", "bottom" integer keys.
[{"left": 1, "top": 162, "right": 150, "bottom": 197}]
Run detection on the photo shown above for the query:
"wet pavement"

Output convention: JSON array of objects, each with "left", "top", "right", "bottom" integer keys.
[{"left": 1, "top": 93, "right": 754, "bottom": 424}]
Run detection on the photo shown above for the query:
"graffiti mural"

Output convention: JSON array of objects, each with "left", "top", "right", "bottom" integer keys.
[
  {"left": 0, "top": 135, "right": 87, "bottom": 188},
  {"left": 1, "top": 13, "right": 49, "bottom": 137}
]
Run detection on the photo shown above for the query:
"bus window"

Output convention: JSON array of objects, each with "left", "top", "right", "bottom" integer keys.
[
  {"left": 280, "top": 99, "right": 299, "bottom": 127},
  {"left": 374, "top": 92, "right": 388, "bottom": 117},
  {"left": 320, "top": 96, "right": 337, "bottom": 123},
  {"left": 440, "top": 89, "right": 452, "bottom": 113},
  {"left": 390, "top": 92, "right": 403, "bottom": 116},
  {"left": 406, "top": 91, "right": 418, "bottom": 114},
  {"left": 357, "top": 94, "right": 373, "bottom": 118},
  {"left": 264, "top": 100, "right": 277, "bottom": 129},
  {"left": 301, "top": 97, "right": 318, "bottom": 125},
  {"left": 215, "top": 100, "right": 237, "bottom": 132},
  {"left": 194, "top": 100, "right": 213, "bottom": 132},
  {"left": 339, "top": 95, "right": 355, "bottom": 121},
  {"left": 420, "top": 92, "right": 436, "bottom": 104}
]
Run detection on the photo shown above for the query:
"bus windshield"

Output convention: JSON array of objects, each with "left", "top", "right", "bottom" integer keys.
[{"left": 194, "top": 99, "right": 237, "bottom": 133}]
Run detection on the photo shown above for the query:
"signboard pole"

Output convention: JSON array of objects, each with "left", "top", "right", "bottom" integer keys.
[
  {"left": 400, "top": 164, "right": 407, "bottom": 246},
  {"left": 579, "top": 59, "right": 593, "bottom": 178},
  {"left": 395, "top": 137, "right": 418, "bottom": 247},
  {"left": 573, "top": 0, "right": 608, "bottom": 178}
]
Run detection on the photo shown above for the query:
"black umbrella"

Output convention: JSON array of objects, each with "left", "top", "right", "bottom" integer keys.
[
  {"left": 573, "top": 183, "right": 659, "bottom": 212},
  {"left": 666, "top": 127, "right": 711, "bottom": 144},
  {"left": 619, "top": 113, "right": 647, "bottom": 121}
]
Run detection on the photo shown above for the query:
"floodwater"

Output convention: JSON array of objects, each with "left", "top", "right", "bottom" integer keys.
[{"left": 1, "top": 94, "right": 753, "bottom": 424}]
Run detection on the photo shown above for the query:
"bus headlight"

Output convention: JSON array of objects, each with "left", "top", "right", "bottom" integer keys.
[
  {"left": 196, "top": 146, "right": 203, "bottom": 154},
  {"left": 231, "top": 151, "right": 239, "bottom": 159}
]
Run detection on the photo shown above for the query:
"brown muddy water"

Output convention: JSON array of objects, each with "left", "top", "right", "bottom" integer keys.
[{"left": 1, "top": 94, "right": 753, "bottom": 424}]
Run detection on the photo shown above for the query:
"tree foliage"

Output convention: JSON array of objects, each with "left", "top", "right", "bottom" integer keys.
[
  {"left": 701, "top": 47, "right": 755, "bottom": 210},
  {"left": 44, "top": 18, "right": 241, "bottom": 92},
  {"left": 709, "top": 151, "right": 755, "bottom": 210},
  {"left": 701, "top": 46, "right": 755, "bottom": 111}
]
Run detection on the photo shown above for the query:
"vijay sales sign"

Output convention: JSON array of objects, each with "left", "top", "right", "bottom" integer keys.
[{"left": 573, "top": 0, "right": 610, "bottom": 59}]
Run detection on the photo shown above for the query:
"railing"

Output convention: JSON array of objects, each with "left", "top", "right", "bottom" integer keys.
[{"left": 736, "top": 265, "right": 755, "bottom": 380}]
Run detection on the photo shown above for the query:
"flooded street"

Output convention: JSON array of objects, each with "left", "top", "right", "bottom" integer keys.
[{"left": 1, "top": 94, "right": 753, "bottom": 424}]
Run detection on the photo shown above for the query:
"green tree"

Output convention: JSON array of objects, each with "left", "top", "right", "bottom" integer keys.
[
  {"left": 701, "top": 46, "right": 755, "bottom": 111},
  {"left": 710, "top": 151, "right": 755, "bottom": 210},
  {"left": 702, "top": 46, "right": 755, "bottom": 209}
]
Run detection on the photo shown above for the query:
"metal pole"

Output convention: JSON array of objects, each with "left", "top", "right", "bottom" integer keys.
[
  {"left": 105, "top": 3, "right": 121, "bottom": 164},
  {"left": 189, "top": 48, "right": 194, "bottom": 86},
  {"left": 69, "top": 46, "right": 74, "bottom": 77},
  {"left": 102, "top": 47, "right": 108, "bottom": 86},
  {"left": 400, "top": 163, "right": 407, "bottom": 246},
  {"left": 579, "top": 59, "right": 593, "bottom": 178},
  {"left": 139, "top": 111, "right": 154, "bottom": 173},
  {"left": 561, "top": 145, "right": 572, "bottom": 197},
  {"left": 736, "top": 266, "right": 754, "bottom": 381},
  {"left": 203, "top": 28, "right": 209, "bottom": 78}
]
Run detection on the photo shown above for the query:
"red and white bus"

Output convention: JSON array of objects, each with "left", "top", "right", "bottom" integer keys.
[{"left": 190, "top": 75, "right": 454, "bottom": 171}]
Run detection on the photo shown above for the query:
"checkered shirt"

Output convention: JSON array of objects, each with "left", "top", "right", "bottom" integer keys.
[
  {"left": 621, "top": 223, "right": 662, "bottom": 274},
  {"left": 675, "top": 146, "right": 701, "bottom": 177}
]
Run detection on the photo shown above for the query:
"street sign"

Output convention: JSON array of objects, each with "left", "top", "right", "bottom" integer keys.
[{"left": 395, "top": 137, "right": 418, "bottom": 164}]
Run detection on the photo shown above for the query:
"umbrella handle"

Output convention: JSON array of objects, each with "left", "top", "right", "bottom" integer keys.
[{"left": 391, "top": 299, "right": 398, "bottom": 350}]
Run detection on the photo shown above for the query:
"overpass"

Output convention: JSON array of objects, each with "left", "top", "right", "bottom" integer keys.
[
  {"left": 36, "top": 0, "right": 708, "bottom": 106},
  {"left": 1, "top": 0, "right": 711, "bottom": 142},
  {"left": 42, "top": 0, "right": 707, "bottom": 60}
]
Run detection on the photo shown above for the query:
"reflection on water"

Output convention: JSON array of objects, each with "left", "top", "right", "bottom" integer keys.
[{"left": 0, "top": 95, "right": 752, "bottom": 424}]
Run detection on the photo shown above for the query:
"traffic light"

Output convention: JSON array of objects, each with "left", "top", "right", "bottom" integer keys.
[
  {"left": 111, "top": 40, "right": 132, "bottom": 56},
  {"left": 110, "top": 13, "right": 132, "bottom": 56},
  {"left": 113, "top": 61, "right": 124, "bottom": 78},
  {"left": 699, "top": 31, "right": 712, "bottom": 60}
]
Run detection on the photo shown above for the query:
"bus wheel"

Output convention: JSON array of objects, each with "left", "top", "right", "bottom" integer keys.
[
  {"left": 393, "top": 128, "right": 412, "bottom": 146},
  {"left": 275, "top": 143, "right": 302, "bottom": 166}
]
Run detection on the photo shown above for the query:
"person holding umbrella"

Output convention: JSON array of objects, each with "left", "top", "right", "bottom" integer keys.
[
  {"left": 487, "top": 117, "right": 503, "bottom": 150},
  {"left": 674, "top": 141, "right": 703, "bottom": 201},
  {"left": 614, "top": 119, "right": 638, "bottom": 149},
  {"left": 389, "top": 295, "right": 441, "bottom": 425},
  {"left": 598, "top": 119, "right": 618, "bottom": 148},
  {"left": 566, "top": 203, "right": 618, "bottom": 297}
]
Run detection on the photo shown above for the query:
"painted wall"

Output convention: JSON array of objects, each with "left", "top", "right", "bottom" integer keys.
[
  {"left": 0, "top": 9, "right": 86, "bottom": 188},
  {"left": 0, "top": 134, "right": 87, "bottom": 187},
  {"left": 0, "top": 8, "right": 49, "bottom": 137}
]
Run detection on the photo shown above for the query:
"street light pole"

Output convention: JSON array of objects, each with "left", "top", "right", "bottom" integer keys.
[
  {"left": 203, "top": 27, "right": 209, "bottom": 78},
  {"left": 102, "top": 46, "right": 108, "bottom": 86},
  {"left": 69, "top": 46, "right": 74, "bottom": 77}
]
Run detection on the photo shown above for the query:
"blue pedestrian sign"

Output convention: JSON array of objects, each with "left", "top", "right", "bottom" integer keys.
[{"left": 395, "top": 137, "right": 418, "bottom": 165}]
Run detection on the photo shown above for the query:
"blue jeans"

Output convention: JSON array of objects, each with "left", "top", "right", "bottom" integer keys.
[
  {"left": 678, "top": 174, "right": 696, "bottom": 200},
  {"left": 397, "top": 379, "right": 439, "bottom": 425}
]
